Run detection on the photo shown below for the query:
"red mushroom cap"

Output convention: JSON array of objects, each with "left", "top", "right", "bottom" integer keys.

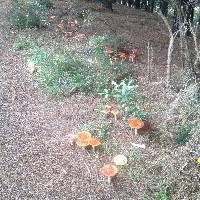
[
  {"left": 128, "top": 117, "right": 144, "bottom": 129},
  {"left": 100, "top": 164, "right": 118, "bottom": 177},
  {"left": 77, "top": 131, "right": 91, "bottom": 141},
  {"left": 76, "top": 139, "right": 90, "bottom": 147},
  {"left": 89, "top": 138, "right": 101, "bottom": 147}
]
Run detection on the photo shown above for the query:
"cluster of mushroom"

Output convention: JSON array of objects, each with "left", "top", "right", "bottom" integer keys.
[
  {"left": 101, "top": 104, "right": 120, "bottom": 122},
  {"left": 104, "top": 47, "right": 137, "bottom": 64},
  {"left": 100, "top": 155, "right": 128, "bottom": 184},
  {"left": 76, "top": 131, "right": 101, "bottom": 151},
  {"left": 102, "top": 104, "right": 145, "bottom": 134}
]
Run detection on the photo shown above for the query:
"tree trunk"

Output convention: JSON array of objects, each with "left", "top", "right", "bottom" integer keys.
[
  {"left": 128, "top": 0, "right": 134, "bottom": 7},
  {"left": 150, "top": 0, "right": 156, "bottom": 13},
  {"left": 160, "top": 0, "right": 169, "bottom": 16},
  {"left": 134, "top": 0, "right": 141, "bottom": 9}
]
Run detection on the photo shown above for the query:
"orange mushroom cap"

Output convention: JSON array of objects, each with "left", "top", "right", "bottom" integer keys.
[
  {"left": 111, "top": 108, "right": 120, "bottom": 115},
  {"left": 77, "top": 131, "right": 91, "bottom": 141},
  {"left": 89, "top": 138, "right": 101, "bottom": 147},
  {"left": 100, "top": 164, "right": 119, "bottom": 177},
  {"left": 76, "top": 139, "right": 89, "bottom": 147},
  {"left": 105, "top": 47, "right": 114, "bottom": 54},
  {"left": 128, "top": 117, "right": 144, "bottom": 129},
  {"left": 117, "top": 51, "right": 126, "bottom": 60},
  {"left": 101, "top": 108, "right": 110, "bottom": 115}
]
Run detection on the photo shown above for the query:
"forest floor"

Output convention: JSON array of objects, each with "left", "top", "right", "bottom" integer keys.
[{"left": 0, "top": 0, "right": 199, "bottom": 200}]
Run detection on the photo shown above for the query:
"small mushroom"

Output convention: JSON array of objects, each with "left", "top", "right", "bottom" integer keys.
[
  {"left": 117, "top": 51, "right": 126, "bottom": 61},
  {"left": 27, "top": 62, "right": 35, "bottom": 74},
  {"left": 100, "top": 163, "right": 119, "bottom": 184},
  {"left": 101, "top": 107, "right": 110, "bottom": 115},
  {"left": 105, "top": 47, "right": 114, "bottom": 55},
  {"left": 128, "top": 49, "right": 137, "bottom": 62},
  {"left": 76, "top": 139, "right": 90, "bottom": 147},
  {"left": 128, "top": 53, "right": 136, "bottom": 62},
  {"left": 89, "top": 138, "right": 101, "bottom": 152},
  {"left": 101, "top": 105, "right": 112, "bottom": 116},
  {"left": 128, "top": 117, "right": 144, "bottom": 135},
  {"left": 113, "top": 155, "right": 128, "bottom": 166},
  {"left": 77, "top": 131, "right": 91, "bottom": 141},
  {"left": 111, "top": 108, "right": 120, "bottom": 122},
  {"left": 110, "top": 57, "right": 117, "bottom": 65},
  {"left": 75, "top": 32, "right": 86, "bottom": 41}
]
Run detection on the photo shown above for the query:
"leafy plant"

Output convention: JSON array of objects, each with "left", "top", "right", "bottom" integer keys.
[
  {"left": 143, "top": 186, "right": 169, "bottom": 200},
  {"left": 100, "top": 77, "right": 148, "bottom": 120},
  {"left": 9, "top": 0, "right": 49, "bottom": 29},
  {"left": 102, "top": 142, "right": 118, "bottom": 155},
  {"left": 37, "top": 0, "right": 53, "bottom": 9},
  {"left": 127, "top": 169, "right": 141, "bottom": 182},
  {"left": 173, "top": 122, "right": 195, "bottom": 146},
  {"left": 13, "top": 34, "right": 34, "bottom": 50},
  {"left": 95, "top": 122, "right": 110, "bottom": 140},
  {"left": 27, "top": 45, "right": 81, "bottom": 96},
  {"left": 126, "top": 148, "right": 144, "bottom": 164}
]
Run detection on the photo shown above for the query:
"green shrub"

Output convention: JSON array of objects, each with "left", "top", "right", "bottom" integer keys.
[
  {"left": 100, "top": 77, "right": 148, "bottom": 120},
  {"left": 143, "top": 186, "right": 169, "bottom": 200},
  {"left": 27, "top": 34, "right": 128, "bottom": 96},
  {"left": 13, "top": 34, "right": 34, "bottom": 50},
  {"left": 173, "top": 122, "right": 195, "bottom": 146},
  {"left": 27, "top": 45, "right": 80, "bottom": 96},
  {"left": 37, "top": 0, "right": 53, "bottom": 9},
  {"left": 9, "top": 0, "right": 48, "bottom": 29}
]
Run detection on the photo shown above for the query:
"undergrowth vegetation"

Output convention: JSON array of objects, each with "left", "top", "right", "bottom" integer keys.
[
  {"left": 13, "top": 34, "right": 34, "bottom": 50},
  {"left": 9, "top": 0, "right": 52, "bottom": 29},
  {"left": 26, "top": 34, "right": 130, "bottom": 96}
]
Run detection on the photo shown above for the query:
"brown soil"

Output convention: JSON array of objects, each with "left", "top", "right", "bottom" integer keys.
[{"left": 0, "top": 0, "right": 199, "bottom": 200}]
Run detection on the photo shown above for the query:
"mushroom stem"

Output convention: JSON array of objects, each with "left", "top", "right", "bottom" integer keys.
[
  {"left": 108, "top": 176, "right": 111, "bottom": 184},
  {"left": 135, "top": 128, "right": 138, "bottom": 135},
  {"left": 114, "top": 115, "right": 117, "bottom": 122},
  {"left": 93, "top": 146, "right": 95, "bottom": 153}
]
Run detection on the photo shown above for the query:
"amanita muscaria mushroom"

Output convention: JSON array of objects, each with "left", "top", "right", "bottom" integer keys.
[
  {"left": 89, "top": 138, "right": 101, "bottom": 151},
  {"left": 128, "top": 49, "right": 137, "bottom": 62},
  {"left": 101, "top": 108, "right": 110, "bottom": 115},
  {"left": 27, "top": 62, "right": 35, "bottom": 74},
  {"left": 75, "top": 32, "right": 86, "bottom": 40},
  {"left": 76, "top": 139, "right": 89, "bottom": 147},
  {"left": 110, "top": 57, "right": 117, "bottom": 65},
  {"left": 101, "top": 105, "right": 112, "bottom": 115},
  {"left": 77, "top": 131, "right": 91, "bottom": 141},
  {"left": 128, "top": 53, "right": 136, "bottom": 62},
  {"left": 111, "top": 108, "right": 120, "bottom": 122},
  {"left": 113, "top": 155, "right": 128, "bottom": 166},
  {"left": 100, "top": 163, "right": 119, "bottom": 184},
  {"left": 128, "top": 117, "right": 144, "bottom": 135},
  {"left": 105, "top": 47, "right": 114, "bottom": 55},
  {"left": 117, "top": 51, "right": 126, "bottom": 61}
]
